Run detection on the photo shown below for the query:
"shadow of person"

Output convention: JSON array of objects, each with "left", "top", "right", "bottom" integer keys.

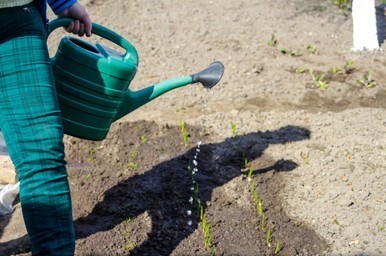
[
  {"left": 0, "top": 124, "right": 311, "bottom": 255},
  {"left": 73, "top": 124, "right": 310, "bottom": 255}
]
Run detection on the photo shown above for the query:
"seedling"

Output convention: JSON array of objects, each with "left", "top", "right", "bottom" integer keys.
[
  {"left": 252, "top": 189, "right": 260, "bottom": 204},
  {"left": 280, "top": 48, "right": 302, "bottom": 57},
  {"left": 244, "top": 156, "right": 249, "bottom": 168},
  {"left": 247, "top": 166, "right": 254, "bottom": 181},
  {"left": 127, "top": 150, "right": 138, "bottom": 169},
  {"left": 188, "top": 160, "right": 216, "bottom": 254},
  {"left": 248, "top": 160, "right": 281, "bottom": 254},
  {"left": 124, "top": 240, "right": 137, "bottom": 251},
  {"left": 379, "top": 226, "right": 385, "bottom": 232},
  {"left": 230, "top": 121, "right": 237, "bottom": 137},
  {"left": 180, "top": 119, "right": 190, "bottom": 147},
  {"left": 123, "top": 217, "right": 133, "bottom": 225},
  {"left": 296, "top": 67, "right": 306, "bottom": 73},
  {"left": 261, "top": 213, "right": 266, "bottom": 231},
  {"left": 267, "top": 34, "right": 277, "bottom": 47},
  {"left": 250, "top": 179, "right": 256, "bottom": 192},
  {"left": 274, "top": 240, "right": 281, "bottom": 255},
  {"left": 357, "top": 71, "right": 377, "bottom": 88},
  {"left": 309, "top": 68, "right": 328, "bottom": 89},
  {"left": 332, "top": 60, "right": 355, "bottom": 74},
  {"left": 300, "top": 151, "right": 309, "bottom": 164},
  {"left": 87, "top": 141, "right": 100, "bottom": 162},
  {"left": 333, "top": 0, "right": 351, "bottom": 15},
  {"left": 332, "top": 215, "right": 340, "bottom": 225},
  {"left": 307, "top": 44, "right": 318, "bottom": 55},
  {"left": 85, "top": 173, "right": 92, "bottom": 180},
  {"left": 140, "top": 134, "right": 147, "bottom": 144},
  {"left": 80, "top": 173, "right": 93, "bottom": 186},
  {"left": 266, "top": 227, "right": 272, "bottom": 247},
  {"left": 258, "top": 200, "right": 264, "bottom": 216},
  {"left": 127, "top": 162, "right": 138, "bottom": 169}
]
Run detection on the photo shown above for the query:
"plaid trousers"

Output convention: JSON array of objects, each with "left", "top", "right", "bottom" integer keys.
[{"left": 0, "top": 3, "right": 75, "bottom": 255}]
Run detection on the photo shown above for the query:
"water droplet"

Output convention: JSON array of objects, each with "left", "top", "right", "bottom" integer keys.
[
  {"left": 187, "top": 220, "right": 192, "bottom": 226},
  {"left": 189, "top": 197, "right": 193, "bottom": 204},
  {"left": 190, "top": 187, "right": 194, "bottom": 191},
  {"left": 197, "top": 141, "right": 202, "bottom": 146},
  {"left": 193, "top": 160, "right": 198, "bottom": 166},
  {"left": 187, "top": 210, "right": 192, "bottom": 216},
  {"left": 196, "top": 148, "right": 200, "bottom": 152}
]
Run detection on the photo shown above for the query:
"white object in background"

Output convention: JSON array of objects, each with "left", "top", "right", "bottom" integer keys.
[
  {"left": 0, "top": 131, "right": 19, "bottom": 215},
  {"left": 352, "top": 0, "right": 380, "bottom": 51},
  {"left": 0, "top": 182, "right": 20, "bottom": 215},
  {"left": 0, "top": 131, "right": 7, "bottom": 155},
  {"left": 0, "top": 132, "right": 17, "bottom": 184}
]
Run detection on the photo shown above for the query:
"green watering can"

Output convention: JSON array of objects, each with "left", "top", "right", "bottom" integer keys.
[{"left": 48, "top": 18, "right": 224, "bottom": 141}]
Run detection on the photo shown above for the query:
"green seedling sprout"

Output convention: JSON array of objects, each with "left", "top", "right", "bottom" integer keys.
[
  {"left": 332, "top": 215, "right": 340, "bottom": 225},
  {"left": 180, "top": 119, "right": 189, "bottom": 147},
  {"left": 309, "top": 68, "right": 328, "bottom": 89},
  {"left": 267, "top": 34, "right": 277, "bottom": 47},
  {"left": 123, "top": 217, "right": 133, "bottom": 225},
  {"left": 203, "top": 220, "right": 212, "bottom": 248},
  {"left": 140, "top": 134, "right": 147, "bottom": 144},
  {"left": 344, "top": 60, "right": 355, "bottom": 74},
  {"left": 81, "top": 173, "right": 92, "bottom": 186},
  {"left": 252, "top": 190, "right": 260, "bottom": 204},
  {"left": 258, "top": 200, "right": 264, "bottom": 216},
  {"left": 357, "top": 71, "right": 377, "bottom": 88},
  {"left": 244, "top": 156, "right": 249, "bottom": 168},
  {"left": 230, "top": 121, "right": 237, "bottom": 137},
  {"left": 296, "top": 67, "right": 306, "bottom": 73},
  {"left": 250, "top": 179, "right": 255, "bottom": 192},
  {"left": 331, "top": 66, "right": 342, "bottom": 74},
  {"left": 280, "top": 48, "right": 302, "bottom": 57},
  {"left": 266, "top": 227, "right": 272, "bottom": 247},
  {"left": 333, "top": 0, "right": 351, "bottom": 15},
  {"left": 247, "top": 166, "right": 254, "bottom": 181},
  {"left": 189, "top": 160, "right": 216, "bottom": 255},
  {"left": 87, "top": 141, "right": 100, "bottom": 162},
  {"left": 332, "top": 60, "right": 354, "bottom": 74},
  {"left": 128, "top": 150, "right": 138, "bottom": 169},
  {"left": 261, "top": 213, "right": 266, "bottom": 231},
  {"left": 274, "top": 240, "right": 281, "bottom": 255},
  {"left": 307, "top": 44, "right": 318, "bottom": 55},
  {"left": 128, "top": 162, "right": 138, "bottom": 169},
  {"left": 124, "top": 240, "right": 137, "bottom": 251}
]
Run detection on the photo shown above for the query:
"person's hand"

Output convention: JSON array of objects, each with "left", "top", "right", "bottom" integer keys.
[{"left": 58, "top": 2, "right": 92, "bottom": 37}]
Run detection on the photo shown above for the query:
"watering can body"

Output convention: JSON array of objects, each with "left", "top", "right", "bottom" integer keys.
[{"left": 49, "top": 18, "right": 224, "bottom": 141}]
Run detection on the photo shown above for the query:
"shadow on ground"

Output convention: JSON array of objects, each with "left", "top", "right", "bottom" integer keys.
[{"left": 0, "top": 121, "right": 329, "bottom": 255}]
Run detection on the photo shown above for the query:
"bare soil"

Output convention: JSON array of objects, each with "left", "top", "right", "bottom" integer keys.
[{"left": 1, "top": 0, "right": 385, "bottom": 255}]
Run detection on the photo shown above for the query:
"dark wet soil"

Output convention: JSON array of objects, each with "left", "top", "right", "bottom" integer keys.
[{"left": 63, "top": 121, "right": 329, "bottom": 255}]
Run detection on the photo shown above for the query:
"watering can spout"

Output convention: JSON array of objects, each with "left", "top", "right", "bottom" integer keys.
[{"left": 114, "top": 61, "right": 224, "bottom": 121}]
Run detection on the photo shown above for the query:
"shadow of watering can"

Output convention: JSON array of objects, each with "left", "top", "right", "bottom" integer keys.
[{"left": 48, "top": 18, "right": 224, "bottom": 141}]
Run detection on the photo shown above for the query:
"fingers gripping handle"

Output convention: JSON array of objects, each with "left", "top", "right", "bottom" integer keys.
[{"left": 48, "top": 18, "right": 138, "bottom": 64}]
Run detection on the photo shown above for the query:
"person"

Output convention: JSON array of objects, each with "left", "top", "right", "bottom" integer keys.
[{"left": 0, "top": 0, "right": 92, "bottom": 255}]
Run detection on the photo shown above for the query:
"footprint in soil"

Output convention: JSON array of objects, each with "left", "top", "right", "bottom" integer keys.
[{"left": 0, "top": 122, "right": 328, "bottom": 255}]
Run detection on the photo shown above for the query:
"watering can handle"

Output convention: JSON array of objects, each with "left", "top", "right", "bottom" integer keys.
[{"left": 48, "top": 18, "right": 138, "bottom": 64}]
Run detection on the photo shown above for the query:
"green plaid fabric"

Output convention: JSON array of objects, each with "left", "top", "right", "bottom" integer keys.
[{"left": 0, "top": 3, "right": 75, "bottom": 255}]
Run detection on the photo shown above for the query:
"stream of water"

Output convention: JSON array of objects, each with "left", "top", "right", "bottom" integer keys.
[{"left": 186, "top": 89, "right": 209, "bottom": 226}]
